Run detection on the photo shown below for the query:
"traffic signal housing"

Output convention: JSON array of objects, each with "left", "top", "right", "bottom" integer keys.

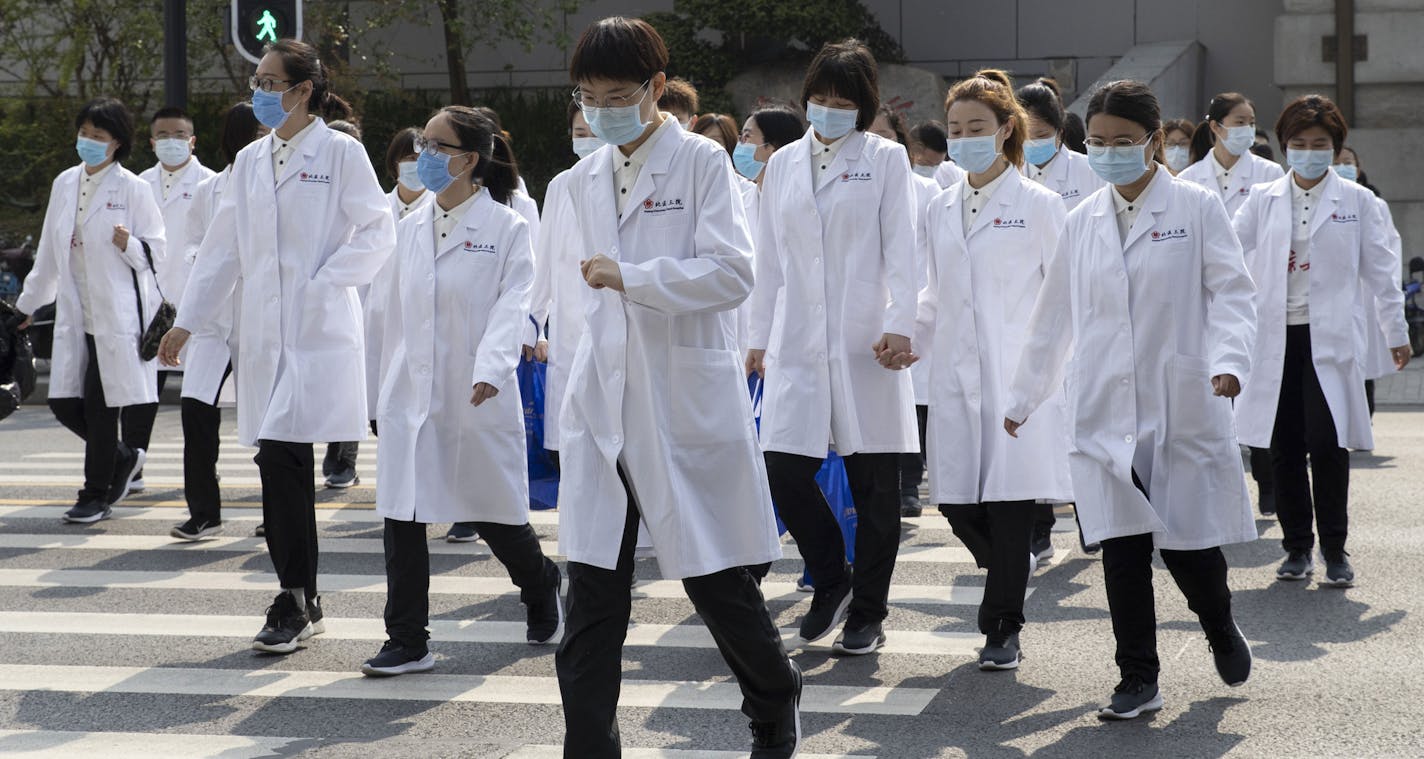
[{"left": 231, "top": 0, "right": 303, "bottom": 65}]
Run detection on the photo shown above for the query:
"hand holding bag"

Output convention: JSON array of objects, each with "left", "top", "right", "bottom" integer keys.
[{"left": 131, "top": 240, "right": 175, "bottom": 362}]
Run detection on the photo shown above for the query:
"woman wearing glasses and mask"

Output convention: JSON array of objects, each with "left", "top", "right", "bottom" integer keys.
[
  {"left": 1005, "top": 80, "right": 1258, "bottom": 720},
  {"left": 159, "top": 39, "right": 396, "bottom": 655}
]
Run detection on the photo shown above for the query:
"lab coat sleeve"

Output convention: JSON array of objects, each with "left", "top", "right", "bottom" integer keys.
[
  {"left": 1200, "top": 191, "right": 1256, "bottom": 384},
  {"left": 473, "top": 219, "right": 535, "bottom": 392},
  {"left": 184, "top": 184, "right": 211, "bottom": 266},
  {"left": 311, "top": 142, "right": 397, "bottom": 288},
  {"left": 913, "top": 203, "right": 939, "bottom": 351},
  {"left": 746, "top": 160, "right": 785, "bottom": 351},
  {"left": 526, "top": 186, "right": 561, "bottom": 347},
  {"left": 619, "top": 149, "right": 754, "bottom": 315},
  {"left": 174, "top": 184, "right": 240, "bottom": 335},
  {"left": 15, "top": 181, "right": 66, "bottom": 316},
  {"left": 1362, "top": 196, "right": 1409, "bottom": 348},
  {"left": 364, "top": 248, "right": 398, "bottom": 420},
  {"left": 1005, "top": 222, "right": 1075, "bottom": 424},
  {"left": 123, "top": 179, "right": 166, "bottom": 278},
  {"left": 880, "top": 148, "right": 919, "bottom": 339},
  {"left": 1230, "top": 190, "right": 1261, "bottom": 270}
]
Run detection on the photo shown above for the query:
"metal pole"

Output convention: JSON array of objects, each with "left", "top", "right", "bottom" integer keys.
[
  {"left": 1336, "top": 0, "right": 1355, "bottom": 123},
  {"left": 164, "top": 0, "right": 188, "bottom": 108}
]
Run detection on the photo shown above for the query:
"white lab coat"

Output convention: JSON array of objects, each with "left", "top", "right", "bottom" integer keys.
[
  {"left": 362, "top": 186, "right": 433, "bottom": 418},
  {"left": 139, "top": 159, "right": 216, "bottom": 347},
  {"left": 371, "top": 190, "right": 533, "bottom": 524},
  {"left": 747, "top": 128, "right": 919, "bottom": 458},
  {"left": 176, "top": 119, "right": 396, "bottom": 447},
  {"left": 559, "top": 119, "right": 781, "bottom": 579},
  {"left": 919, "top": 171, "right": 1073, "bottom": 504},
  {"left": 1231, "top": 170, "right": 1407, "bottom": 451},
  {"left": 18, "top": 163, "right": 165, "bottom": 408},
  {"left": 1007, "top": 169, "right": 1258, "bottom": 550},
  {"left": 1361, "top": 194, "right": 1403, "bottom": 381},
  {"left": 1020, "top": 146, "right": 1105, "bottom": 212},
  {"left": 526, "top": 169, "right": 587, "bottom": 452},
  {"left": 512, "top": 189, "right": 541, "bottom": 248},
  {"left": 735, "top": 177, "right": 761, "bottom": 354},
  {"left": 178, "top": 167, "right": 239, "bottom": 407},
  {"left": 908, "top": 171, "right": 942, "bottom": 405},
  {"left": 1178, "top": 150, "right": 1284, "bottom": 219},
  {"left": 934, "top": 160, "right": 967, "bottom": 190}
]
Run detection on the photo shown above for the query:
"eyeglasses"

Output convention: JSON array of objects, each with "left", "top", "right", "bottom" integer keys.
[
  {"left": 572, "top": 80, "right": 650, "bottom": 111},
  {"left": 412, "top": 136, "right": 470, "bottom": 157},
  {"left": 1085, "top": 133, "right": 1152, "bottom": 149},
  {"left": 248, "top": 76, "right": 296, "bottom": 93}
]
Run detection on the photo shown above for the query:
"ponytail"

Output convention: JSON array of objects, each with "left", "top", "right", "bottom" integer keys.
[
  {"left": 440, "top": 105, "right": 519, "bottom": 206},
  {"left": 481, "top": 133, "right": 520, "bottom": 207},
  {"left": 267, "top": 39, "right": 352, "bottom": 121},
  {"left": 1189, "top": 120, "right": 1215, "bottom": 164},
  {"left": 1191, "top": 91, "right": 1251, "bottom": 164}
]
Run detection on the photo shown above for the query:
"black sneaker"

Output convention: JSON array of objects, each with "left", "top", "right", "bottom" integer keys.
[
  {"left": 251, "top": 591, "right": 312, "bottom": 654},
  {"left": 306, "top": 595, "right": 325, "bottom": 636},
  {"left": 128, "top": 472, "right": 145, "bottom": 494},
  {"left": 445, "top": 523, "right": 479, "bottom": 543},
  {"left": 1276, "top": 551, "right": 1315, "bottom": 581},
  {"left": 1031, "top": 534, "right": 1055, "bottom": 562},
  {"left": 170, "top": 518, "right": 222, "bottom": 541},
  {"left": 797, "top": 575, "right": 852, "bottom": 643},
  {"left": 1322, "top": 551, "right": 1355, "bottom": 588},
  {"left": 979, "top": 632, "right": 1022, "bottom": 671},
  {"left": 525, "top": 562, "right": 564, "bottom": 645},
  {"left": 324, "top": 467, "right": 358, "bottom": 489},
  {"left": 106, "top": 447, "right": 146, "bottom": 507},
  {"left": 1258, "top": 489, "right": 1276, "bottom": 517},
  {"left": 62, "top": 499, "right": 112, "bottom": 525},
  {"left": 899, "top": 494, "right": 923, "bottom": 518},
  {"left": 796, "top": 568, "right": 814, "bottom": 593},
  {"left": 749, "top": 661, "right": 802, "bottom": 758},
  {"left": 253, "top": 523, "right": 266, "bottom": 538},
  {"left": 361, "top": 640, "right": 434, "bottom": 677},
  {"left": 1205, "top": 621, "right": 1252, "bottom": 686},
  {"left": 1097, "top": 675, "right": 1164, "bottom": 720},
  {"left": 833, "top": 619, "right": 886, "bottom": 656}
]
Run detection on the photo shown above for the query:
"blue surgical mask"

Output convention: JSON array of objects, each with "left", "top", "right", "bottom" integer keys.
[
  {"left": 251, "top": 88, "right": 292, "bottom": 131},
  {"left": 806, "top": 102, "right": 858, "bottom": 141},
  {"left": 912, "top": 164, "right": 938, "bottom": 178},
  {"left": 396, "top": 160, "right": 424, "bottom": 192},
  {"left": 1164, "top": 145, "right": 1191, "bottom": 172},
  {"left": 1023, "top": 137, "right": 1059, "bottom": 167},
  {"left": 732, "top": 142, "right": 765, "bottom": 180},
  {"left": 947, "top": 134, "right": 1000, "bottom": 174},
  {"left": 1086, "top": 142, "right": 1151, "bottom": 186},
  {"left": 416, "top": 149, "right": 467, "bottom": 194},
  {"left": 582, "top": 85, "right": 652, "bottom": 147},
  {"left": 1219, "top": 124, "right": 1255, "bottom": 156},
  {"left": 571, "top": 136, "right": 603, "bottom": 159},
  {"left": 1287, "top": 149, "right": 1333, "bottom": 180},
  {"left": 1333, "top": 163, "right": 1359, "bottom": 183},
  {"left": 75, "top": 136, "right": 111, "bottom": 167}
]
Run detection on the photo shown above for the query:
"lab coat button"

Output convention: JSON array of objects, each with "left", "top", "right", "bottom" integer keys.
[
  {"left": 1125, "top": 434, "right": 1134, "bottom": 444},
  {"left": 268, "top": 296, "right": 278, "bottom": 304},
  {"left": 812, "top": 257, "right": 821, "bottom": 265},
  {"left": 814, "top": 303, "right": 824, "bottom": 313},
  {"left": 1121, "top": 377, "right": 1129, "bottom": 385},
  {"left": 611, "top": 435, "right": 622, "bottom": 445}
]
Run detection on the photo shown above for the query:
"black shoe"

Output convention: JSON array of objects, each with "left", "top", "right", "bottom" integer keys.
[
  {"left": 525, "top": 563, "right": 563, "bottom": 645},
  {"left": 749, "top": 661, "right": 802, "bottom": 758},
  {"left": 1205, "top": 621, "right": 1252, "bottom": 686},
  {"left": 253, "top": 523, "right": 265, "bottom": 538},
  {"left": 1276, "top": 551, "right": 1315, "bottom": 581},
  {"left": 324, "top": 467, "right": 358, "bottom": 489},
  {"left": 251, "top": 591, "right": 312, "bottom": 654},
  {"left": 979, "top": 632, "right": 1022, "bottom": 671},
  {"left": 1322, "top": 551, "right": 1355, "bottom": 588},
  {"left": 361, "top": 639, "right": 434, "bottom": 677},
  {"left": 1258, "top": 489, "right": 1276, "bottom": 517},
  {"left": 170, "top": 518, "right": 222, "bottom": 541},
  {"left": 62, "top": 499, "right": 112, "bottom": 525},
  {"left": 899, "top": 494, "right": 923, "bottom": 518},
  {"left": 833, "top": 619, "right": 886, "bottom": 656},
  {"left": 1098, "top": 675, "right": 1164, "bottom": 720},
  {"left": 797, "top": 575, "right": 852, "bottom": 643},
  {"left": 445, "top": 523, "right": 479, "bottom": 543},
  {"left": 306, "top": 595, "right": 325, "bottom": 636},
  {"left": 106, "top": 447, "right": 146, "bottom": 507},
  {"left": 1030, "top": 534, "right": 1054, "bottom": 562}
]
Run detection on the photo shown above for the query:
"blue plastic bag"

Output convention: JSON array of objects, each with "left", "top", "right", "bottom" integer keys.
[{"left": 519, "top": 355, "right": 560, "bottom": 510}]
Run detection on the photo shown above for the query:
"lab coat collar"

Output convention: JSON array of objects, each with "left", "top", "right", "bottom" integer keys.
[
  {"left": 1294, "top": 168, "right": 1342, "bottom": 239},
  {"left": 437, "top": 188, "right": 494, "bottom": 259},
  {"left": 1121, "top": 165, "right": 1172, "bottom": 250},
  {"left": 814, "top": 129, "right": 867, "bottom": 194},
  {"left": 1023, "top": 146, "right": 1068, "bottom": 190},
  {"left": 964, "top": 164, "right": 1023, "bottom": 240},
  {"left": 157, "top": 158, "right": 205, "bottom": 207},
  {"left": 619, "top": 115, "right": 682, "bottom": 230},
  {"left": 81, "top": 162, "right": 123, "bottom": 225},
  {"left": 276, "top": 117, "right": 330, "bottom": 189}
]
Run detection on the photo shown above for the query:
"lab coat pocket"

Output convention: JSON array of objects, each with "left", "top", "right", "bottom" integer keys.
[
  {"left": 669, "top": 345, "right": 752, "bottom": 445},
  {"left": 1167, "top": 354, "right": 1232, "bottom": 441},
  {"left": 299, "top": 279, "right": 361, "bottom": 353}
]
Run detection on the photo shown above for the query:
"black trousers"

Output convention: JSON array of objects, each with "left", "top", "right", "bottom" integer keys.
[
  {"left": 119, "top": 370, "right": 169, "bottom": 462},
  {"left": 1100, "top": 532, "right": 1232, "bottom": 683},
  {"left": 180, "top": 363, "right": 232, "bottom": 524},
  {"left": 1271, "top": 325, "right": 1350, "bottom": 555},
  {"left": 47, "top": 334, "right": 128, "bottom": 503},
  {"left": 898, "top": 404, "right": 929, "bottom": 498},
  {"left": 764, "top": 450, "right": 902, "bottom": 624},
  {"left": 940, "top": 500, "right": 1035, "bottom": 635},
  {"left": 555, "top": 468, "right": 796, "bottom": 758},
  {"left": 1365, "top": 379, "right": 1375, "bottom": 418},
  {"left": 323, "top": 441, "right": 359, "bottom": 475},
  {"left": 1248, "top": 446, "right": 1275, "bottom": 500},
  {"left": 384, "top": 517, "right": 554, "bottom": 649},
  {"left": 254, "top": 440, "right": 318, "bottom": 598}
]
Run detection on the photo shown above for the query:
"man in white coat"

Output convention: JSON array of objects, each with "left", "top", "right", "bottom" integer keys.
[{"left": 554, "top": 18, "right": 801, "bottom": 759}]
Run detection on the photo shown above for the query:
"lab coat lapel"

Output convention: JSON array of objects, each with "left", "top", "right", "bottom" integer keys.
[
  {"left": 815, "top": 130, "right": 866, "bottom": 194},
  {"left": 1091, "top": 191, "right": 1121, "bottom": 256},
  {"left": 437, "top": 190, "right": 493, "bottom": 259},
  {"left": 1123, "top": 170, "right": 1170, "bottom": 251},
  {"left": 585, "top": 149, "right": 622, "bottom": 259},
  {"left": 1308, "top": 171, "right": 1342, "bottom": 240},
  {"left": 619, "top": 123, "right": 680, "bottom": 231},
  {"left": 966, "top": 170, "right": 1023, "bottom": 241},
  {"left": 941, "top": 185, "right": 967, "bottom": 247},
  {"left": 252, "top": 135, "right": 279, "bottom": 192},
  {"left": 82, "top": 166, "right": 121, "bottom": 225},
  {"left": 160, "top": 160, "right": 201, "bottom": 208},
  {"left": 276, "top": 120, "right": 328, "bottom": 190}
]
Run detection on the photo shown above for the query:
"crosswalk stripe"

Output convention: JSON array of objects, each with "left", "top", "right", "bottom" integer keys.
[
  {"left": 0, "top": 664, "right": 939, "bottom": 715},
  {"left": 506, "top": 747, "right": 875, "bottom": 759},
  {"left": 0, "top": 730, "right": 300, "bottom": 759},
  {"left": 0, "top": 568, "right": 1014, "bottom": 606},
  {"left": 0, "top": 611, "right": 983, "bottom": 656}
]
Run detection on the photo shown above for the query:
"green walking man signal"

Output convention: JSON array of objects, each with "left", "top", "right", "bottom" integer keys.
[
  {"left": 256, "top": 10, "right": 279, "bottom": 43},
  {"left": 231, "top": 0, "right": 303, "bottom": 65}
]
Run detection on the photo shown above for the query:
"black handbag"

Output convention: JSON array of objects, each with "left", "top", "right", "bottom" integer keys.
[{"left": 131, "top": 240, "right": 175, "bottom": 362}]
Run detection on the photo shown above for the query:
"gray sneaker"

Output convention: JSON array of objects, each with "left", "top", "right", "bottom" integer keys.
[
  {"left": 1276, "top": 551, "right": 1315, "bottom": 581},
  {"left": 1322, "top": 551, "right": 1355, "bottom": 588},
  {"left": 1098, "top": 676, "right": 1163, "bottom": 720},
  {"left": 979, "top": 632, "right": 1022, "bottom": 671}
]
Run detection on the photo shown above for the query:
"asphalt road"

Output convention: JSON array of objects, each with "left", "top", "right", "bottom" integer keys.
[{"left": 0, "top": 400, "right": 1420, "bottom": 758}]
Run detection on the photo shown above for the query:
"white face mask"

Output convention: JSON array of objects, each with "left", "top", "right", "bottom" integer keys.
[
  {"left": 912, "top": 164, "right": 938, "bottom": 178},
  {"left": 571, "top": 136, "right": 604, "bottom": 159},
  {"left": 154, "top": 138, "right": 192, "bottom": 167},
  {"left": 396, "top": 160, "right": 424, "bottom": 192}
]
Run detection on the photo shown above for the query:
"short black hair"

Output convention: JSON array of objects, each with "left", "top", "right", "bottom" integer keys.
[
  {"left": 566, "top": 99, "right": 582, "bottom": 130},
  {"left": 569, "top": 17, "right": 668, "bottom": 85},
  {"left": 384, "top": 126, "right": 421, "bottom": 181},
  {"left": 909, "top": 121, "right": 947, "bottom": 153},
  {"left": 1086, "top": 80, "right": 1164, "bottom": 164},
  {"left": 801, "top": 39, "right": 880, "bottom": 131},
  {"left": 218, "top": 101, "right": 261, "bottom": 166},
  {"left": 150, "top": 106, "right": 192, "bottom": 127},
  {"left": 326, "top": 119, "right": 363, "bottom": 141},
  {"left": 751, "top": 106, "right": 806, "bottom": 150},
  {"left": 1275, "top": 94, "right": 1348, "bottom": 156},
  {"left": 1062, "top": 112, "right": 1087, "bottom": 153},
  {"left": 76, "top": 97, "right": 135, "bottom": 162},
  {"left": 1016, "top": 79, "right": 1065, "bottom": 133}
]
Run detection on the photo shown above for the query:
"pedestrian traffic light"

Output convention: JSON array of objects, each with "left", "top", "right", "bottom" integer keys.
[{"left": 231, "top": 0, "right": 303, "bottom": 65}]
